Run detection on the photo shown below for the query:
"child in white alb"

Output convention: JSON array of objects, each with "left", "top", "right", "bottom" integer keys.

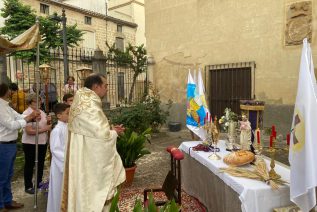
[{"left": 47, "top": 103, "right": 70, "bottom": 212}]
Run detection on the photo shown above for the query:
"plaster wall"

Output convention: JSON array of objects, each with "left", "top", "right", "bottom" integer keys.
[
  {"left": 133, "top": 2, "right": 146, "bottom": 45},
  {"left": 0, "top": 0, "right": 5, "bottom": 27},
  {"left": 145, "top": 0, "right": 317, "bottom": 133}
]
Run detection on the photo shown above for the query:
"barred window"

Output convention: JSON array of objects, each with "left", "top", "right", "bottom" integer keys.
[
  {"left": 40, "top": 4, "right": 49, "bottom": 15},
  {"left": 117, "top": 25, "right": 122, "bottom": 33},
  {"left": 115, "top": 37, "right": 124, "bottom": 51},
  {"left": 84, "top": 16, "right": 92, "bottom": 25},
  {"left": 117, "top": 72, "right": 125, "bottom": 101}
]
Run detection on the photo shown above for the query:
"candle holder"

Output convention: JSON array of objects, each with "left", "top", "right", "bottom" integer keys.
[
  {"left": 283, "top": 144, "right": 289, "bottom": 152},
  {"left": 253, "top": 142, "right": 263, "bottom": 156},
  {"left": 267, "top": 137, "right": 276, "bottom": 153},
  {"left": 284, "top": 134, "right": 290, "bottom": 151},
  {"left": 202, "top": 121, "right": 211, "bottom": 145},
  {"left": 268, "top": 149, "right": 281, "bottom": 180},
  {"left": 267, "top": 147, "right": 276, "bottom": 153}
]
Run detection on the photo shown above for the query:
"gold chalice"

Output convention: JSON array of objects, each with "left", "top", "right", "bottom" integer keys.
[{"left": 208, "top": 123, "right": 221, "bottom": 160}]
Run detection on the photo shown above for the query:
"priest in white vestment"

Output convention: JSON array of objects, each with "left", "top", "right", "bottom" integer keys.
[
  {"left": 47, "top": 103, "right": 70, "bottom": 212},
  {"left": 61, "top": 73, "right": 126, "bottom": 212}
]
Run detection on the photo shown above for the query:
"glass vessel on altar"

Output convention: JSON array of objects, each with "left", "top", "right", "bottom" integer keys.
[{"left": 226, "top": 121, "right": 237, "bottom": 150}]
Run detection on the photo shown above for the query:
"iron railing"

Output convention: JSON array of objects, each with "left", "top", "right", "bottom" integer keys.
[{"left": 1, "top": 47, "right": 148, "bottom": 112}]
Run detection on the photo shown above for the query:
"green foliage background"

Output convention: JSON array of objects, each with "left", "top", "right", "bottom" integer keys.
[
  {"left": 107, "top": 88, "right": 171, "bottom": 134},
  {"left": 107, "top": 42, "right": 148, "bottom": 103},
  {"left": 0, "top": 0, "right": 83, "bottom": 62}
]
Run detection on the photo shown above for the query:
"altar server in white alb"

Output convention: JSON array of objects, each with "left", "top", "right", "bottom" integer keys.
[{"left": 47, "top": 103, "right": 70, "bottom": 212}]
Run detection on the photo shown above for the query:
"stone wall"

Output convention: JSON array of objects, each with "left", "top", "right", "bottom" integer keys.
[
  {"left": 263, "top": 104, "right": 294, "bottom": 136},
  {"left": 145, "top": 0, "right": 317, "bottom": 132}
]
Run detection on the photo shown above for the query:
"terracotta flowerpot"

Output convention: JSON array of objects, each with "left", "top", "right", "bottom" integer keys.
[{"left": 125, "top": 165, "right": 137, "bottom": 186}]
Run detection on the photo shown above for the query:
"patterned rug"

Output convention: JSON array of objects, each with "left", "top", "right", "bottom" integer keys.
[{"left": 119, "top": 186, "right": 206, "bottom": 212}]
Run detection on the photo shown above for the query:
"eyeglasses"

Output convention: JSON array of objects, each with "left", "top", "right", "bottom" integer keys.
[{"left": 31, "top": 99, "right": 42, "bottom": 103}]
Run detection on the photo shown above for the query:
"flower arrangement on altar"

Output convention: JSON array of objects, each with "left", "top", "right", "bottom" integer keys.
[{"left": 218, "top": 108, "right": 238, "bottom": 132}]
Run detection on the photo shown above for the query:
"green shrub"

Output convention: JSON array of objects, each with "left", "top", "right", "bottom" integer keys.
[
  {"left": 142, "top": 93, "right": 172, "bottom": 133},
  {"left": 107, "top": 87, "right": 171, "bottom": 133},
  {"left": 108, "top": 104, "right": 150, "bottom": 134}
]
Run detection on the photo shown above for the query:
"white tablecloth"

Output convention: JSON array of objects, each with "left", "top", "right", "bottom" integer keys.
[{"left": 179, "top": 141, "right": 292, "bottom": 212}]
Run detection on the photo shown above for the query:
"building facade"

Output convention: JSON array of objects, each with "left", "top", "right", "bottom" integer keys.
[
  {"left": 0, "top": 0, "right": 145, "bottom": 108},
  {"left": 145, "top": 0, "right": 317, "bottom": 134},
  {"left": 108, "top": 0, "right": 146, "bottom": 46},
  {"left": 22, "top": 0, "right": 137, "bottom": 51}
]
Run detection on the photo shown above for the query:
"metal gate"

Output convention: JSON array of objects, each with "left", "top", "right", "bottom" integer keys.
[
  {"left": 0, "top": 47, "right": 148, "bottom": 110},
  {"left": 206, "top": 61, "right": 255, "bottom": 118}
]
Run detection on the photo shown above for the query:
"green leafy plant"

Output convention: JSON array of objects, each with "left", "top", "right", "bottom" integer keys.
[
  {"left": 116, "top": 128, "right": 151, "bottom": 168},
  {"left": 109, "top": 189, "right": 121, "bottom": 212},
  {"left": 110, "top": 191, "right": 180, "bottom": 212},
  {"left": 142, "top": 86, "right": 172, "bottom": 132},
  {"left": 108, "top": 87, "right": 171, "bottom": 133},
  {"left": 106, "top": 42, "right": 147, "bottom": 103},
  {"left": 109, "top": 104, "right": 150, "bottom": 134}
]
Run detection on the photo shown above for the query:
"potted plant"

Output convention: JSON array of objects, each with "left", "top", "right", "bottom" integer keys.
[{"left": 116, "top": 128, "right": 151, "bottom": 186}]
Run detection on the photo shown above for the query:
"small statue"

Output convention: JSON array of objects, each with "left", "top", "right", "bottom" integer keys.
[{"left": 239, "top": 115, "right": 251, "bottom": 150}]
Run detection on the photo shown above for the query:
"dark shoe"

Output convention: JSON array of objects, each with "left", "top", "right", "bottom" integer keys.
[
  {"left": 4, "top": 200, "right": 24, "bottom": 209},
  {"left": 25, "top": 187, "right": 35, "bottom": 194}
]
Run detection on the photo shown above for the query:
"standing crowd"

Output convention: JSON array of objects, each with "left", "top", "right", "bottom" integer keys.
[{"left": 0, "top": 73, "right": 125, "bottom": 212}]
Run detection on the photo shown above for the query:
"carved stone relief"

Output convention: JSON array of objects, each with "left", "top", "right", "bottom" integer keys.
[{"left": 285, "top": 1, "right": 312, "bottom": 46}]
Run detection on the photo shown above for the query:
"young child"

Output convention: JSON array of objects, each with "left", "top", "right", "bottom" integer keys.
[
  {"left": 62, "top": 93, "right": 74, "bottom": 105},
  {"left": 47, "top": 103, "right": 70, "bottom": 212}
]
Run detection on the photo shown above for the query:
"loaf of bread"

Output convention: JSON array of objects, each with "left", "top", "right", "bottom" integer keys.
[{"left": 223, "top": 150, "right": 255, "bottom": 166}]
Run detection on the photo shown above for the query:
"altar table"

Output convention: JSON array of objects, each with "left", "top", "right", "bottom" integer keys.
[{"left": 179, "top": 141, "right": 293, "bottom": 212}]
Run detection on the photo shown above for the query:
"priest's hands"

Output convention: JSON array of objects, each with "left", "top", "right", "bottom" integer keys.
[{"left": 113, "top": 124, "right": 125, "bottom": 135}]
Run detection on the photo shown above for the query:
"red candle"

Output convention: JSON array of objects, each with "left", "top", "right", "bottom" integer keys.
[
  {"left": 206, "top": 113, "right": 209, "bottom": 122},
  {"left": 198, "top": 116, "right": 200, "bottom": 125},
  {"left": 287, "top": 133, "right": 290, "bottom": 146},
  {"left": 269, "top": 135, "right": 273, "bottom": 148},
  {"left": 272, "top": 130, "right": 277, "bottom": 138},
  {"left": 257, "top": 130, "right": 261, "bottom": 144}
]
